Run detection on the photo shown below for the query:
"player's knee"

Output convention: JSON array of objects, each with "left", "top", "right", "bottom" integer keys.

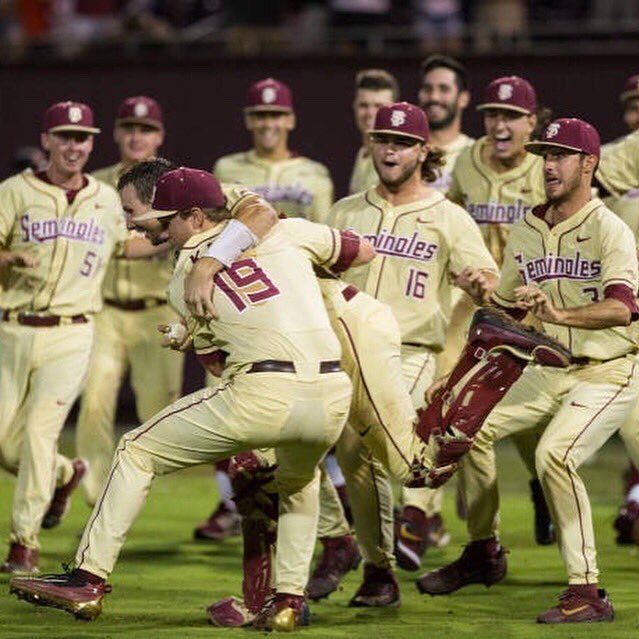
[
  {"left": 535, "top": 441, "right": 564, "bottom": 478},
  {"left": 0, "top": 445, "right": 19, "bottom": 473}
]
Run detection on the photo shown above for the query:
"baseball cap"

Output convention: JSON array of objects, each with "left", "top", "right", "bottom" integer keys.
[
  {"left": 42, "top": 101, "right": 100, "bottom": 134},
  {"left": 245, "top": 78, "right": 293, "bottom": 113},
  {"left": 369, "top": 102, "right": 429, "bottom": 143},
  {"left": 620, "top": 74, "right": 639, "bottom": 103},
  {"left": 134, "top": 167, "right": 225, "bottom": 222},
  {"left": 525, "top": 118, "right": 600, "bottom": 158},
  {"left": 477, "top": 76, "right": 537, "bottom": 115},
  {"left": 116, "top": 96, "right": 163, "bottom": 129}
]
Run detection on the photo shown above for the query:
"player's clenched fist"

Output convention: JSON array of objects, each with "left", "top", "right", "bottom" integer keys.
[
  {"left": 0, "top": 251, "right": 40, "bottom": 268},
  {"left": 515, "top": 285, "right": 564, "bottom": 324}
]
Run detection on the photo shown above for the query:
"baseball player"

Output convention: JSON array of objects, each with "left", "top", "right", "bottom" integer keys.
[
  {"left": 620, "top": 74, "right": 639, "bottom": 133},
  {"left": 195, "top": 77, "right": 339, "bottom": 541},
  {"left": 327, "top": 101, "right": 499, "bottom": 583},
  {"left": 349, "top": 68, "right": 399, "bottom": 194},
  {"left": 10, "top": 167, "right": 370, "bottom": 631},
  {"left": 214, "top": 77, "right": 334, "bottom": 223},
  {"left": 0, "top": 101, "right": 164, "bottom": 575},
  {"left": 76, "top": 96, "right": 184, "bottom": 506},
  {"left": 418, "top": 118, "right": 639, "bottom": 624}
]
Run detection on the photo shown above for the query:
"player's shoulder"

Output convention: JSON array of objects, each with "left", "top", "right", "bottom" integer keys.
[
  {"left": 0, "top": 169, "right": 30, "bottom": 192},
  {"left": 214, "top": 151, "right": 251, "bottom": 172},
  {"left": 331, "top": 190, "right": 369, "bottom": 213},
  {"left": 451, "top": 139, "right": 476, "bottom": 171},
  {"left": 594, "top": 198, "right": 635, "bottom": 233},
  {"left": 290, "top": 155, "right": 331, "bottom": 178},
  {"left": 91, "top": 162, "right": 121, "bottom": 186}
]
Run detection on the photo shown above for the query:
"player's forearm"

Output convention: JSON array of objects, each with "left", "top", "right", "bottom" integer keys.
[
  {"left": 553, "top": 299, "right": 632, "bottom": 329},
  {"left": 122, "top": 236, "right": 169, "bottom": 259},
  {"left": 235, "top": 197, "right": 278, "bottom": 239}
]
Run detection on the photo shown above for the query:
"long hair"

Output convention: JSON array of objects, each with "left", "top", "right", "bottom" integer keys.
[{"left": 421, "top": 146, "right": 446, "bottom": 183}]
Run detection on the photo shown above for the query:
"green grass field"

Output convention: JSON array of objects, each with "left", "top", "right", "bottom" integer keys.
[{"left": 1, "top": 433, "right": 639, "bottom": 638}]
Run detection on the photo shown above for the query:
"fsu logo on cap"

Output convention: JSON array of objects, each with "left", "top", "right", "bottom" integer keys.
[
  {"left": 68, "top": 106, "right": 83, "bottom": 123},
  {"left": 498, "top": 84, "right": 513, "bottom": 101},
  {"left": 261, "top": 87, "right": 277, "bottom": 104},
  {"left": 545, "top": 122, "right": 561, "bottom": 139},
  {"left": 133, "top": 102, "right": 149, "bottom": 117},
  {"left": 390, "top": 110, "right": 407, "bottom": 127}
]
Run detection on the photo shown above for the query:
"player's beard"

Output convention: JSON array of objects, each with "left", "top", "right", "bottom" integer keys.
[
  {"left": 546, "top": 169, "right": 582, "bottom": 205},
  {"left": 376, "top": 157, "right": 421, "bottom": 190},
  {"left": 422, "top": 102, "right": 458, "bottom": 131}
]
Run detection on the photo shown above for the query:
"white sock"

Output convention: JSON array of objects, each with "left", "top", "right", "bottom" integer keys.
[
  {"left": 324, "top": 453, "right": 346, "bottom": 488},
  {"left": 215, "top": 470, "right": 236, "bottom": 511},
  {"left": 627, "top": 483, "right": 639, "bottom": 504}
]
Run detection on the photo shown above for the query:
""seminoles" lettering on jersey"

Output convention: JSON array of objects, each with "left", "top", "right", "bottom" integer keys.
[
  {"left": 515, "top": 251, "right": 602, "bottom": 284},
  {"left": 362, "top": 229, "right": 438, "bottom": 263},
  {"left": 20, "top": 213, "right": 105, "bottom": 244},
  {"left": 467, "top": 199, "right": 530, "bottom": 224},
  {"left": 251, "top": 183, "right": 313, "bottom": 207}
]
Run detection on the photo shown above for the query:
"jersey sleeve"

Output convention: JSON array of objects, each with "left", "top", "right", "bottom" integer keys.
[
  {"left": 491, "top": 240, "right": 525, "bottom": 309},
  {"left": 597, "top": 132, "right": 639, "bottom": 197},
  {"left": 307, "top": 169, "right": 335, "bottom": 225},
  {"left": 0, "top": 179, "right": 17, "bottom": 247},
  {"left": 447, "top": 207, "right": 499, "bottom": 276},
  {"left": 599, "top": 216, "right": 639, "bottom": 292},
  {"left": 446, "top": 163, "right": 464, "bottom": 205}
]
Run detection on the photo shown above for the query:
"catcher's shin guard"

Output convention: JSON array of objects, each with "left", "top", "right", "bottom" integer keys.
[{"left": 409, "top": 308, "right": 572, "bottom": 488}]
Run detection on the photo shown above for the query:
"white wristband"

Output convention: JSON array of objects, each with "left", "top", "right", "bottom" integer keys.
[{"left": 205, "top": 219, "right": 258, "bottom": 267}]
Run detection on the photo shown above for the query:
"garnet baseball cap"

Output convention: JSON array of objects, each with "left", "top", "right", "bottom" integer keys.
[
  {"left": 525, "top": 118, "right": 600, "bottom": 157},
  {"left": 620, "top": 74, "right": 639, "bottom": 103},
  {"left": 134, "top": 167, "right": 225, "bottom": 222},
  {"left": 477, "top": 76, "right": 537, "bottom": 115},
  {"left": 42, "top": 101, "right": 100, "bottom": 134},
  {"left": 245, "top": 78, "right": 293, "bottom": 113},
  {"left": 116, "top": 96, "right": 163, "bottom": 129},
  {"left": 369, "top": 102, "right": 429, "bottom": 143}
]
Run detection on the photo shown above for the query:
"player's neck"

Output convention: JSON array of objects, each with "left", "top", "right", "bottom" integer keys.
[
  {"left": 376, "top": 172, "right": 435, "bottom": 205},
  {"left": 46, "top": 166, "right": 85, "bottom": 191},
  {"left": 253, "top": 145, "right": 291, "bottom": 162},
  {"left": 429, "top": 122, "right": 462, "bottom": 149},
  {"left": 546, "top": 187, "right": 592, "bottom": 223}
]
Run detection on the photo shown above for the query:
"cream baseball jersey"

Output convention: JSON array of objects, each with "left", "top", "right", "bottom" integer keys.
[
  {"left": 349, "top": 146, "right": 377, "bottom": 195},
  {"left": 430, "top": 132, "right": 474, "bottom": 193},
  {"left": 448, "top": 137, "right": 545, "bottom": 265},
  {"left": 168, "top": 218, "right": 349, "bottom": 376},
  {"left": 597, "top": 130, "right": 639, "bottom": 197},
  {"left": 214, "top": 150, "right": 334, "bottom": 223},
  {"left": 0, "top": 169, "right": 128, "bottom": 315},
  {"left": 327, "top": 188, "right": 498, "bottom": 350},
  {"left": 493, "top": 198, "right": 639, "bottom": 360},
  {"left": 93, "top": 162, "right": 174, "bottom": 302}
]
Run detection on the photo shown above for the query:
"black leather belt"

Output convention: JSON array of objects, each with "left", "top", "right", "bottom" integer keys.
[
  {"left": 105, "top": 298, "right": 167, "bottom": 311},
  {"left": 1, "top": 311, "right": 88, "bottom": 327},
  {"left": 247, "top": 360, "right": 342, "bottom": 374}
]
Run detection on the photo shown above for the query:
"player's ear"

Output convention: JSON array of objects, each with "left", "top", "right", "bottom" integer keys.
[
  {"left": 527, "top": 113, "right": 537, "bottom": 135},
  {"left": 40, "top": 133, "right": 50, "bottom": 152},
  {"left": 583, "top": 154, "right": 597, "bottom": 174},
  {"left": 243, "top": 112, "right": 253, "bottom": 132},
  {"left": 419, "top": 143, "right": 429, "bottom": 163},
  {"left": 458, "top": 90, "right": 470, "bottom": 110},
  {"left": 285, "top": 112, "right": 296, "bottom": 132}
]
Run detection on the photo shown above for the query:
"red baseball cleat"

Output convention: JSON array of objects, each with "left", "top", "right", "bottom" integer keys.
[
  {"left": 0, "top": 543, "right": 39, "bottom": 575},
  {"left": 193, "top": 501, "right": 241, "bottom": 541},
  {"left": 42, "top": 459, "right": 87, "bottom": 530},
  {"left": 537, "top": 585, "right": 614, "bottom": 624},
  {"left": 253, "top": 593, "right": 310, "bottom": 631},
  {"left": 613, "top": 500, "right": 639, "bottom": 545},
  {"left": 416, "top": 537, "right": 507, "bottom": 595},
  {"left": 394, "top": 506, "right": 450, "bottom": 572},
  {"left": 306, "top": 534, "right": 361, "bottom": 601},
  {"left": 207, "top": 596, "right": 256, "bottom": 627},
  {"left": 9, "top": 569, "right": 111, "bottom": 620},
  {"left": 349, "top": 563, "right": 400, "bottom": 607}
]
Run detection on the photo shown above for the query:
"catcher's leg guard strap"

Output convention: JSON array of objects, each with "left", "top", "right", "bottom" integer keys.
[{"left": 241, "top": 517, "right": 277, "bottom": 613}]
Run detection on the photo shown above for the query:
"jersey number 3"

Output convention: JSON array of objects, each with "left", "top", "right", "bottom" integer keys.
[{"left": 214, "top": 258, "right": 280, "bottom": 312}]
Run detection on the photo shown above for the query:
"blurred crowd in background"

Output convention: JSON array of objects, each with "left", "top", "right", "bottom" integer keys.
[{"left": 0, "top": 0, "right": 638, "bottom": 60}]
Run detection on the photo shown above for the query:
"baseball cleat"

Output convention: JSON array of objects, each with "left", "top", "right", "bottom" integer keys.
[
  {"left": 206, "top": 596, "right": 256, "bottom": 627},
  {"left": 530, "top": 479, "right": 556, "bottom": 545},
  {"left": 253, "top": 594, "right": 310, "bottom": 632},
  {"left": 9, "top": 570, "right": 111, "bottom": 621},
  {"left": 193, "top": 501, "right": 241, "bottom": 541},
  {"left": 42, "top": 458, "right": 87, "bottom": 530},
  {"left": 613, "top": 500, "right": 639, "bottom": 545},
  {"left": 416, "top": 537, "right": 507, "bottom": 596},
  {"left": 394, "top": 507, "right": 450, "bottom": 572},
  {"left": 306, "top": 534, "right": 361, "bottom": 601},
  {"left": 349, "top": 563, "right": 400, "bottom": 608},
  {"left": 537, "top": 586, "right": 614, "bottom": 624},
  {"left": 0, "top": 542, "right": 39, "bottom": 575}
]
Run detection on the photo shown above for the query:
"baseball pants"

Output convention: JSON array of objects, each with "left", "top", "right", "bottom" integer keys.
[
  {"left": 459, "top": 354, "right": 639, "bottom": 584},
  {"left": 0, "top": 320, "right": 94, "bottom": 549},
  {"left": 75, "top": 368, "right": 351, "bottom": 595},
  {"left": 76, "top": 303, "right": 184, "bottom": 504}
]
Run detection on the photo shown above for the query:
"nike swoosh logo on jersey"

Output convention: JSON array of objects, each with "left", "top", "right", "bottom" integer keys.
[
  {"left": 360, "top": 425, "right": 373, "bottom": 437},
  {"left": 570, "top": 400, "right": 587, "bottom": 408},
  {"left": 576, "top": 236, "right": 591, "bottom": 242},
  {"left": 399, "top": 523, "right": 422, "bottom": 543},
  {"left": 561, "top": 604, "right": 590, "bottom": 616}
]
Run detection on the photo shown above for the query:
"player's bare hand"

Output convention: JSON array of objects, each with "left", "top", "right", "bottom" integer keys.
[
  {"left": 425, "top": 374, "right": 450, "bottom": 404},
  {"left": 0, "top": 251, "right": 40, "bottom": 268},
  {"left": 515, "top": 286, "right": 565, "bottom": 324},
  {"left": 454, "top": 267, "right": 492, "bottom": 305},
  {"left": 184, "top": 257, "right": 221, "bottom": 319},
  {"left": 157, "top": 323, "right": 192, "bottom": 350}
]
